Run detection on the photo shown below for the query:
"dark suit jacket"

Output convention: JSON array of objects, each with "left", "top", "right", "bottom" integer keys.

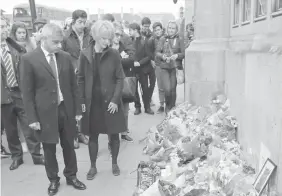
[
  {"left": 1, "top": 37, "right": 26, "bottom": 105},
  {"left": 20, "top": 47, "right": 79, "bottom": 144}
]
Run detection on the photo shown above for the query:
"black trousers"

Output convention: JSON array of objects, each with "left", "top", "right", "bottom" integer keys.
[
  {"left": 134, "top": 70, "right": 156, "bottom": 109},
  {"left": 90, "top": 133, "right": 120, "bottom": 166},
  {"left": 75, "top": 73, "right": 84, "bottom": 138},
  {"left": 42, "top": 102, "right": 77, "bottom": 182},
  {"left": 1, "top": 89, "right": 42, "bottom": 161}
]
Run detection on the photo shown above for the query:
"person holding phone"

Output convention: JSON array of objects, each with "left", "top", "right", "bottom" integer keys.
[{"left": 77, "top": 20, "right": 126, "bottom": 180}]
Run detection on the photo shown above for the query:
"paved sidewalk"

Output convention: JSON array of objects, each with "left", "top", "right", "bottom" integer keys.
[{"left": 1, "top": 84, "right": 185, "bottom": 196}]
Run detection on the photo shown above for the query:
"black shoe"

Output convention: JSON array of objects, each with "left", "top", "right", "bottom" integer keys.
[
  {"left": 112, "top": 164, "right": 120, "bottom": 176},
  {"left": 1, "top": 146, "right": 11, "bottom": 159},
  {"left": 78, "top": 134, "right": 89, "bottom": 145},
  {"left": 157, "top": 106, "right": 165, "bottom": 114},
  {"left": 33, "top": 156, "right": 45, "bottom": 165},
  {"left": 134, "top": 108, "right": 141, "bottom": 115},
  {"left": 48, "top": 181, "right": 60, "bottom": 196},
  {"left": 9, "top": 159, "right": 23, "bottom": 170},
  {"left": 66, "top": 177, "right": 86, "bottom": 190},
  {"left": 87, "top": 167, "right": 97, "bottom": 180},
  {"left": 74, "top": 138, "right": 80, "bottom": 149},
  {"left": 121, "top": 135, "right": 133, "bottom": 142},
  {"left": 145, "top": 108, "right": 154, "bottom": 115}
]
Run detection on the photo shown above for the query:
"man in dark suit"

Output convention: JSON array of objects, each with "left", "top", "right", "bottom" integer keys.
[
  {"left": 1, "top": 18, "right": 44, "bottom": 170},
  {"left": 20, "top": 23, "right": 86, "bottom": 195}
]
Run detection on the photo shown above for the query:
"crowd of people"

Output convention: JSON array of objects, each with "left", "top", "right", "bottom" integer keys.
[{"left": 1, "top": 9, "right": 193, "bottom": 195}]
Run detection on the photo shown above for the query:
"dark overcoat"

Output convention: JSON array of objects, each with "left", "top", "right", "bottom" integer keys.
[
  {"left": 1, "top": 38, "right": 26, "bottom": 105},
  {"left": 20, "top": 47, "right": 79, "bottom": 144},
  {"left": 77, "top": 43, "right": 126, "bottom": 135}
]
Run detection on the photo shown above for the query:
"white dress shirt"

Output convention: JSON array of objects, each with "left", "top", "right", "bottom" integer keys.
[{"left": 41, "top": 46, "right": 64, "bottom": 102}]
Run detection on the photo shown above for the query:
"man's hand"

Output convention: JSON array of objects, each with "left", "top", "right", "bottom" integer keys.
[
  {"left": 122, "top": 54, "right": 129, "bottom": 59},
  {"left": 170, "top": 54, "right": 178, "bottom": 61},
  {"left": 75, "top": 115, "right": 82, "bottom": 121},
  {"left": 29, "top": 122, "right": 41, "bottom": 131},
  {"left": 121, "top": 51, "right": 129, "bottom": 59},
  {"left": 82, "top": 104, "right": 86, "bottom": 113},
  {"left": 108, "top": 102, "right": 118, "bottom": 114},
  {"left": 134, "top": 61, "right": 141, "bottom": 67}
]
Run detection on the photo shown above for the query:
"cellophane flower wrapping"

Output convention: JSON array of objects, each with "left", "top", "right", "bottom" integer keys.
[{"left": 134, "top": 95, "right": 260, "bottom": 196}]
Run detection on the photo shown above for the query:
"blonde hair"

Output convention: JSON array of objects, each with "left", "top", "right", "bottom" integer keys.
[
  {"left": 91, "top": 20, "right": 114, "bottom": 41},
  {"left": 167, "top": 20, "right": 179, "bottom": 34}
]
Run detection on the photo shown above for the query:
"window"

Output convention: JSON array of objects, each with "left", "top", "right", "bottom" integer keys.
[
  {"left": 13, "top": 8, "right": 31, "bottom": 17},
  {"left": 272, "top": 0, "right": 282, "bottom": 12},
  {"left": 255, "top": 0, "right": 267, "bottom": 18},
  {"left": 233, "top": 0, "right": 240, "bottom": 25},
  {"left": 37, "top": 7, "right": 43, "bottom": 17},
  {"left": 242, "top": 0, "right": 251, "bottom": 22}
]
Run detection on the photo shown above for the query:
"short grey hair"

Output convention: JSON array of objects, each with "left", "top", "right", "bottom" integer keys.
[
  {"left": 41, "top": 23, "right": 63, "bottom": 38},
  {"left": 91, "top": 20, "right": 114, "bottom": 41}
]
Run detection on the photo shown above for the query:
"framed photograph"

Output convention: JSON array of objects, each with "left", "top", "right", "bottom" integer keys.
[{"left": 253, "top": 158, "right": 277, "bottom": 195}]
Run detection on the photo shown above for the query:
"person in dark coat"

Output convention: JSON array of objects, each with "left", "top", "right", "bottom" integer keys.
[
  {"left": 77, "top": 20, "right": 126, "bottom": 179},
  {"left": 112, "top": 21, "right": 134, "bottom": 142},
  {"left": 1, "top": 18, "right": 44, "bottom": 170},
  {"left": 129, "top": 22, "right": 155, "bottom": 115},
  {"left": 61, "top": 9, "right": 91, "bottom": 148},
  {"left": 20, "top": 23, "right": 86, "bottom": 195}
]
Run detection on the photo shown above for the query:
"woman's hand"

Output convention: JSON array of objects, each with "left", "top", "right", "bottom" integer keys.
[
  {"left": 165, "top": 57, "right": 171, "bottom": 63},
  {"left": 108, "top": 102, "right": 118, "bottom": 114},
  {"left": 170, "top": 54, "right": 178, "bottom": 61}
]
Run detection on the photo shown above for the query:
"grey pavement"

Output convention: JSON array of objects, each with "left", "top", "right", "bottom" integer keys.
[{"left": 1, "top": 84, "right": 184, "bottom": 196}]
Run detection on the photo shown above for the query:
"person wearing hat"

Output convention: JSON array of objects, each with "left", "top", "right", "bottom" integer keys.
[
  {"left": 30, "top": 18, "right": 48, "bottom": 47},
  {"left": 61, "top": 9, "right": 92, "bottom": 149}
]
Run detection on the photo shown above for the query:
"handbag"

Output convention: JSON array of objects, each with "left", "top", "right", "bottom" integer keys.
[{"left": 122, "top": 76, "right": 137, "bottom": 100}]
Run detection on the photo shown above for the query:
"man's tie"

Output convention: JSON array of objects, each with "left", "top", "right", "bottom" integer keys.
[
  {"left": 48, "top": 53, "right": 61, "bottom": 105},
  {"left": 1, "top": 44, "right": 18, "bottom": 88}
]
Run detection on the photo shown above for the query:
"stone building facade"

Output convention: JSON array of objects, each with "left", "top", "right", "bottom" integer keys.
[{"left": 184, "top": 0, "right": 282, "bottom": 192}]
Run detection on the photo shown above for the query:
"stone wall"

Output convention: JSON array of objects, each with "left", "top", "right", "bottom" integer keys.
[{"left": 184, "top": 0, "right": 282, "bottom": 193}]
